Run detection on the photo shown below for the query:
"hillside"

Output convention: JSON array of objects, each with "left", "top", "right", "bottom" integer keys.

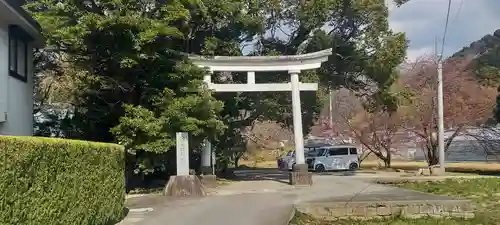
[{"left": 451, "top": 29, "right": 500, "bottom": 86}]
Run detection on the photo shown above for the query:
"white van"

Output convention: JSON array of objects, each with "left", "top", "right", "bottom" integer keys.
[
  {"left": 277, "top": 149, "right": 312, "bottom": 171},
  {"left": 305, "top": 145, "right": 359, "bottom": 172}
]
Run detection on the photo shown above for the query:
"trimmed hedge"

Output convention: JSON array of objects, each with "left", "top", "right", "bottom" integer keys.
[{"left": 0, "top": 136, "right": 125, "bottom": 225}]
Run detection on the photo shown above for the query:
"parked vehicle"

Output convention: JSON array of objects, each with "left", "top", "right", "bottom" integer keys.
[
  {"left": 277, "top": 143, "right": 359, "bottom": 172},
  {"left": 305, "top": 145, "right": 359, "bottom": 172},
  {"left": 277, "top": 150, "right": 296, "bottom": 170}
]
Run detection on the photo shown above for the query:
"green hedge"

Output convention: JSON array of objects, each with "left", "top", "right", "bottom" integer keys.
[{"left": 0, "top": 136, "right": 125, "bottom": 225}]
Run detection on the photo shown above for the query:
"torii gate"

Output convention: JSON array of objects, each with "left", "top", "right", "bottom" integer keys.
[{"left": 189, "top": 49, "right": 332, "bottom": 185}]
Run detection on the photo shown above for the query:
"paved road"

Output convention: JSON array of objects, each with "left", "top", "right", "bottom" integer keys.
[
  {"left": 120, "top": 189, "right": 297, "bottom": 225},
  {"left": 147, "top": 193, "right": 293, "bottom": 225},
  {"left": 118, "top": 169, "right": 477, "bottom": 225}
]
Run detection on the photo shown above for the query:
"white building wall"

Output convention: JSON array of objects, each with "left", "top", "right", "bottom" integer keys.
[{"left": 0, "top": 21, "right": 34, "bottom": 136}]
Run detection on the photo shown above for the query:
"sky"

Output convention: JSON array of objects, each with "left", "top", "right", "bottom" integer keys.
[{"left": 387, "top": 0, "right": 500, "bottom": 61}]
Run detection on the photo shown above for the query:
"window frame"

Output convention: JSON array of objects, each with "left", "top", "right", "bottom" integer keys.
[
  {"left": 328, "top": 148, "right": 349, "bottom": 156},
  {"left": 8, "top": 25, "right": 33, "bottom": 83}
]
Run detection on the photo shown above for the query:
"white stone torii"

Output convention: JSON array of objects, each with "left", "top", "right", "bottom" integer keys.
[{"left": 188, "top": 49, "right": 332, "bottom": 176}]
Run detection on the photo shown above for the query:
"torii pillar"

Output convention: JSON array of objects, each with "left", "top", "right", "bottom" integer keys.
[{"left": 189, "top": 49, "right": 332, "bottom": 185}]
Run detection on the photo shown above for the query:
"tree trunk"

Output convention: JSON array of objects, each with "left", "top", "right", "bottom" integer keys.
[
  {"left": 234, "top": 155, "right": 241, "bottom": 168},
  {"left": 426, "top": 146, "right": 439, "bottom": 166},
  {"left": 384, "top": 151, "right": 392, "bottom": 168}
]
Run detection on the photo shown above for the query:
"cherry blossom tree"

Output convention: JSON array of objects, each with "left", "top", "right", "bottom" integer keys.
[
  {"left": 316, "top": 88, "right": 407, "bottom": 167},
  {"left": 401, "top": 56, "right": 497, "bottom": 166}
]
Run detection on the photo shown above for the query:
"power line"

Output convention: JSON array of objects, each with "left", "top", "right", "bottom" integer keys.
[
  {"left": 452, "top": 0, "right": 464, "bottom": 24},
  {"left": 439, "top": 0, "right": 452, "bottom": 58}
]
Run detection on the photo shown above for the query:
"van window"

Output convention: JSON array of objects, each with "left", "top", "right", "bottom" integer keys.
[
  {"left": 315, "top": 148, "right": 327, "bottom": 156},
  {"left": 306, "top": 149, "right": 318, "bottom": 157},
  {"left": 328, "top": 148, "right": 349, "bottom": 156},
  {"left": 349, "top": 148, "right": 357, "bottom": 155}
]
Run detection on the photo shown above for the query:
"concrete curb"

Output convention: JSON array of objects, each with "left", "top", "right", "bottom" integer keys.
[
  {"left": 284, "top": 206, "right": 297, "bottom": 225},
  {"left": 364, "top": 175, "right": 499, "bottom": 184},
  {"left": 126, "top": 194, "right": 149, "bottom": 199}
]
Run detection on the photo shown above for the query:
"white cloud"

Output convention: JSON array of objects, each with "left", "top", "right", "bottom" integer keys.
[
  {"left": 406, "top": 47, "right": 434, "bottom": 61},
  {"left": 388, "top": 0, "right": 500, "bottom": 61}
]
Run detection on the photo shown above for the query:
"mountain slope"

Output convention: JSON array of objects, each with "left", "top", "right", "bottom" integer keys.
[{"left": 451, "top": 29, "right": 500, "bottom": 86}]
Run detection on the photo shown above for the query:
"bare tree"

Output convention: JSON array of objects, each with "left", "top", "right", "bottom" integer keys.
[
  {"left": 344, "top": 108, "right": 406, "bottom": 168},
  {"left": 312, "top": 88, "right": 404, "bottom": 166},
  {"left": 401, "top": 56, "right": 497, "bottom": 166}
]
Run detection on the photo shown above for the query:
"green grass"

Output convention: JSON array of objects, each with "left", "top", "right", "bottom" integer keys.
[{"left": 290, "top": 178, "right": 500, "bottom": 225}]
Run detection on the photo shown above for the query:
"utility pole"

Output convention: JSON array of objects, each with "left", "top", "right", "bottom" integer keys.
[
  {"left": 329, "top": 90, "right": 333, "bottom": 129},
  {"left": 434, "top": 36, "right": 438, "bottom": 56},
  {"left": 437, "top": 55, "right": 445, "bottom": 173}
]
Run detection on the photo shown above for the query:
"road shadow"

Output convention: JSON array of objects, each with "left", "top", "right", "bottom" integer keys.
[
  {"left": 224, "top": 167, "right": 360, "bottom": 184},
  {"left": 316, "top": 171, "right": 358, "bottom": 176},
  {"left": 227, "top": 168, "right": 291, "bottom": 184}
]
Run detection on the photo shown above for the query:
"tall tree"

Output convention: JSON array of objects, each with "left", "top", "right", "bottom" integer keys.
[{"left": 25, "top": 0, "right": 240, "bottom": 178}]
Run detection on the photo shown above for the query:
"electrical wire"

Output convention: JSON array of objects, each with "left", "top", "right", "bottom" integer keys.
[
  {"left": 452, "top": 0, "right": 464, "bottom": 24},
  {"left": 439, "top": 0, "right": 453, "bottom": 58}
]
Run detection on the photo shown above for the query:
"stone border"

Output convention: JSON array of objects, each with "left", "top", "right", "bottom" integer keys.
[
  {"left": 358, "top": 175, "right": 498, "bottom": 184},
  {"left": 294, "top": 199, "right": 474, "bottom": 220}
]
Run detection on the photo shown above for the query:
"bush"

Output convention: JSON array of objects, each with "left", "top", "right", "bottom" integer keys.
[{"left": 0, "top": 136, "right": 125, "bottom": 225}]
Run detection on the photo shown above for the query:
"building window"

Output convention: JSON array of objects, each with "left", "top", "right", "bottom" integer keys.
[{"left": 8, "top": 25, "right": 32, "bottom": 83}]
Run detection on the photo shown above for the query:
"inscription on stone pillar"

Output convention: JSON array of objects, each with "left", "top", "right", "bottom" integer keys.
[{"left": 176, "top": 132, "right": 189, "bottom": 176}]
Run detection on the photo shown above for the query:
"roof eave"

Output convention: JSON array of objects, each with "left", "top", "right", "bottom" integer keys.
[{"left": 1, "top": 0, "right": 44, "bottom": 47}]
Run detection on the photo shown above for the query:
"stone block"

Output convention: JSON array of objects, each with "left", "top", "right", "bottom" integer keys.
[
  {"left": 344, "top": 207, "right": 354, "bottom": 216},
  {"left": 402, "top": 213, "right": 422, "bottom": 219},
  {"left": 289, "top": 171, "right": 313, "bottom": 185},
  {"left": 430, "top": 166, "right": 445, "bottom": 176},
  {"left": 198, "top": 174, "right": 217, "bottom": 188},
  {"left": 376, "top": 206, "right": 392, "bottom": 216},
  {"left": 365, "top": 207, "right": 377, "bottom": 217},
  {"left": 428, "top": 214, "right": 444, "bottom": 219},
  {"left": 328, "top": 208, "right": 345, "bottom": 217},
  {"left": 419, "top": 205, "right": 435, "bottom": 215},
  {"left": 200, "top": 166, "right": 212, "bottom": 175},
  {"left": 464, "top": 212, "right": 475, "bottom": 219},
  {"left": 402, "top": 205, "right": 420, "bottom": 215},
  {"left": 392, "top": 206, "right": 404, "bottom": 215},
  {"left": 451, "top": 205, "right": 462, "bottom": 212},
  {"left": 164, "top": 175, "right": 205, "bottom": 198},
  {"left": 451, "top": 212, "right": 475, "bottom": 219},
  {"left": 430, "top": 205, "right": 444, "bottom": 214},
  {"left": 442, "top": 204, "right": 457, "bottom": 212},
  {"left": 352, "top": 207, "right": 366, "bottom": 216}
]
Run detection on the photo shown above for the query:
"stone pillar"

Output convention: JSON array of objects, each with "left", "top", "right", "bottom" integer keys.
[
  {"left": 199, "top": 139, "right": 217, "bottom": 187},
  {"left": 288, "top": 70, "right": 312, "bottom": 185},
  {"left": 201, "top": 70, "right": 213, "bottom": 176},
  {"left": 164, "top": 132, "right": 205, "bottom": 197},
  {"left": 200, "top": 139, "right": 212, "bottom": 174},
  {"left": 198, "top": 72, "right": 217, "bottom": 186}
]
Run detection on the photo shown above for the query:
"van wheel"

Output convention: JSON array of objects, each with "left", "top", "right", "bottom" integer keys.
[
  {"left": 349, "top": 163, "right": 359, "bottom": 170},
  {"left": 315, "top": 164, "right": 326, "bottom": 173}
]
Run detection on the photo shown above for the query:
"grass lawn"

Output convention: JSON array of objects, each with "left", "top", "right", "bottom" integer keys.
[
  {"left": 361, "top": 161, "right": 500, "bottom": 174},
  {"left": 290, "top": 178, "right": 500, "bottom": 225}
]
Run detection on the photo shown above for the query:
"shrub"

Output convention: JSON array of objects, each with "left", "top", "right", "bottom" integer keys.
[{"left": 0, "top": 136, "right": 125, "bottom": 225}]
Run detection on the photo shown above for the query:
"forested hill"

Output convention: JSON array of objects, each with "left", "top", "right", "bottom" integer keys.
[{"left": 451, "top": 29, "right": 500, "bottom": 87}]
